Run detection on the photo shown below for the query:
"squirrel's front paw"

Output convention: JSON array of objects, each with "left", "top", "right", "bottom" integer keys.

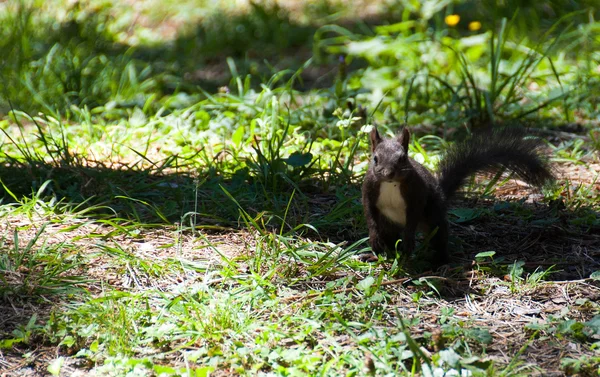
[{"left": 356, "top": 253, "right": 380, "bottom": 263}]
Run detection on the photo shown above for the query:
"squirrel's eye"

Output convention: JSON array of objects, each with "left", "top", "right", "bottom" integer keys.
[{"left": 373, "top": 156, "right": 378, "bottom": 164}]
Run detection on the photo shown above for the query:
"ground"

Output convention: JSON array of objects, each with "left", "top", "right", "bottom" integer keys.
[
  {"left": 1, "top": 1, "right": 600, "bottom": 376},
  {"left": 1, "top": 156, "right": 598, "bottom": 376}
]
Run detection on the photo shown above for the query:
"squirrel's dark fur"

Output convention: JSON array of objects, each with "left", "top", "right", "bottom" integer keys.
[{"left": 362, "top": 127, "right": 554, "bottom": 265}]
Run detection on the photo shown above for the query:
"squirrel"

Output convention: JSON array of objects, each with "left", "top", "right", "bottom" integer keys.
[{"left": 361, "top": 126, "right": 555, "bottom": 266}]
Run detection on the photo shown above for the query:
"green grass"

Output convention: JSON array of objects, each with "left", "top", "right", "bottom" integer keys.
[{"left": 1, "top": 1, "right": 599, "bottom": 376}]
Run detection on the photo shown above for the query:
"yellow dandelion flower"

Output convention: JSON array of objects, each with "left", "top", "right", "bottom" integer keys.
[
  {"left": 445, "top": 14, "right": 460, "bottom": 27},
  {"left": 469, "top": 21, "right": 482, "bottom": 31}
]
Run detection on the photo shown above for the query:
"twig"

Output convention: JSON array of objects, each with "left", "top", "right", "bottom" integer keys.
[{"left": 540, "top": 278, "right": 598, "bottom": 285}]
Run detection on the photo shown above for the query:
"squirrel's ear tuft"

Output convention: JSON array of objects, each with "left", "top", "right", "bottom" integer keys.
[
  {"left": 370, "top": 126, "right": 382, "bottom": 151},
  {"left": 398, "top": 127, "right": 410, "bottom": 152}
]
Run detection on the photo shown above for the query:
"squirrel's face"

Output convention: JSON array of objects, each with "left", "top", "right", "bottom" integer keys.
[
  {"left": 369, "top": 126, "right": 411, "bottom": 182},
  {"left": 372, "top": 140, "right": 410, "bottom": 181}
]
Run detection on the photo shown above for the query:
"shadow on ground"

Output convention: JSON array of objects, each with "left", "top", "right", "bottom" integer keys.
[
  {"left": 1, "top": 157, "right": 598, "bottom": 277},
  {"left": 0, "top": 156, "right": 366, "bottom": 246}
]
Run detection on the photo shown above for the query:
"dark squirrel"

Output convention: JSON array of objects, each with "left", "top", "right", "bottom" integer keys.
[{"left": 361, "top": 126, "right": 555, "bottom": 265}]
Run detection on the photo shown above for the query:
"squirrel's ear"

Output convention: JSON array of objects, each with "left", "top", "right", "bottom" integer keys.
[
  {"left": 398, "top": 127, "right": 410, "bottom": 152},
  {"left": 369, "top": 126, "right": 381, "bottom": 151}
]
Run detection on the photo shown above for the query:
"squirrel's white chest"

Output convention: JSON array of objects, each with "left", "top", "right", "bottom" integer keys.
[{"left": 376, "top": 181, "right": 407, "bottom": 226}]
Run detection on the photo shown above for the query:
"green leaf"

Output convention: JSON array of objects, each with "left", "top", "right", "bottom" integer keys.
[
  {"left": 283, "top": 151, "right": 312, "bottom": 167},
  {"left": 439, "top": 349, "right": 461, "bottom": 367},
  {"left": 590, "top": 271, "right": 600, "bottom": 280},
  {"left": 449, "top": 208, "right": 483, "bottom": 223},
  {"left": 281, "top": 348, "right": 302, "bottom": 363},
  {"left": 556, "top": 319, "right": 577, "bottom": 334},
  {"left": 194, "top": 110, "right": 210, "bottom": 125},
  {"left": 232, "top": 125, "right": 245, "bottom": 147},
  {"left": 584, "top": 315, "right": 600, "bottom": 336},
  {"left": 374, "top": 21, "right": 416, "bottom": 35},
  {"left": 59, "top": 335, "right": 75, "bottom": 348},
  {"left": 0, "top": 338, "right": 23, "bottom": 349},
  {"left": 47, "top": 357, "right": 64, "bottom": 376},
  {"left": 153, "top": 365, "right": 176, "bottom": 374},
  {"left": 346, "top": 38, "right": 388, "bottom": 58},
  {"left": 357, "top": 276, "right": 375, "bottom": 291},
  {"left": 508, "top": 261, "right": 525, "bottom": 281},
  {"left": 474, "top": 251, "right": 496, "bottom": 260},
  {"left": 465, "top": 328, "right": 493, "bottom": 344},
  {"left": 461, "top": 356, "right": 493, "bottom": 370},
  {"left": 90, "top": 340, "right": 99, "bottom": 353},
  {"left": 194, "top": 367, "right": 215, "bottom": 377}
]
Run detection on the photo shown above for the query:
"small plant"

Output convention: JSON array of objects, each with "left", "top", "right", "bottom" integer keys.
[
  {"left": 561, "top": 355, "right": 600, "bottom": 376},
  {"left": 0, "top": 182, "right": 89, "bottom": 298}
]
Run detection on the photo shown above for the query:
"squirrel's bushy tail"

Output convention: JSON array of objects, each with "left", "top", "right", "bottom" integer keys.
[{"left": 437, "top": 127, "right": 555, "bottom": 199}]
